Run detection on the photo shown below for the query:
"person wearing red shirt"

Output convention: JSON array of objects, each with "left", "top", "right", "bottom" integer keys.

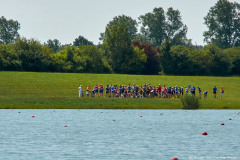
[
  {"left": 158, "top": 84, "right": 161, "bottom": 98},
  {"left": 94, "top": 85, "right": 98, "bottom": 97}
]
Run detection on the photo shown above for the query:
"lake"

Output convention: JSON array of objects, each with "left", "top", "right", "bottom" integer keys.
[{"left": 0, "top": 110, "right": 239, "bottom": 160}]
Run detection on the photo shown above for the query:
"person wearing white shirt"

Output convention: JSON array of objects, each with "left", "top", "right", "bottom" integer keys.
[{"left": 78, "top": 85, "right": 82, "bottom": 97}]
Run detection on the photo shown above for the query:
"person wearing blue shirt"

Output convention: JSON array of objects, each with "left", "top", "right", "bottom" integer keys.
[
  {"left": 197, "top": 86, "right": 202, "bottom": 98},
  {"left": 204, "top": 91, "right": 208, "bottom": 99},
  {"left": 213, "top": 86, "right": 217, "bottom": 98},
  {"left": 112, "top": 85, "right": 115, "bottom": 97},
  {"left": 192, "top": 86, "right": 196, "bottom": 96}
]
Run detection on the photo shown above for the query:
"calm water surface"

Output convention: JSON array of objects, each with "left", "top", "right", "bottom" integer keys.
[{"left": 0, "top": 110, "right": 239, "bottom": 160}]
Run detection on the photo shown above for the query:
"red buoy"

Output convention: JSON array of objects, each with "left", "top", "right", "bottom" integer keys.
[
  {"left": 221, "top": 123, "right": 224, "bottom": 125},
  {"left": 202, "top": 132, "right": 208, "bottom": 135},
  {"left": 171, "top": 158, "right": 179, "bottom": 160},
  {"left": 64, "top": 125, "right": 68, "bottom": 127},
  {"left": 140, "top": 116, "right": 142, "bottom": 117},
  {"left": 32, "top": 116, "right": 35, "bottom": 118},
  {"left": 18, "top": 112, "right": 21, "bottom": 114},
  {"left": 229, "top": 118, "right": 232, "bottom": 120}
]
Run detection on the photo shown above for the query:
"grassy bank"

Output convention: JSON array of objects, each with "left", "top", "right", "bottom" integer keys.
[{"left": 0, "top": 72, "right": 240, "bottom": 109}]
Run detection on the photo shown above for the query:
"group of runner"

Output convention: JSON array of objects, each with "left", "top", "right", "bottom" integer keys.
[{"left": 78, "top": 84, "right": 224, "bottom": 99}]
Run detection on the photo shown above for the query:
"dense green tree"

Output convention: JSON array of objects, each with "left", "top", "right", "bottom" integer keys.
[
  {"left": 0, "top": 16, "right": 20, "bottom": 44},
  {"left": 102, "top": 24, "right": 146, "bottom": 74},
  {"left": 74, "top": 45, "right": 111, "bottom": 73},
  {"left": 73, "top": 35, "right": 94, "bottom": 47},
  {"left": 45, "top": 39, "right": 61, "bottom": 53},
  {"left": 203, "top": 0, "right": 240, "bottom": 49},
  {"left": 52, "top": 45, "right": 111, "bottom": 73},
  {"left": 0, "top": 44, "right": 21, "bottom": 70},
  {"left": 169, "top": 46, "right": 194, "bottom": 75},
  {"left": 203, "top": 44, "right": 231, "bottom": 75},
  {"left": 223, "top": 47, "right": 240, "bottom": 74},
  {"left": 130, "top": 47, "right": 147, "bottom": 74},
  {"left": 188, "top": 49, "right": 212, "bottom": 75},
  {"left": 139, "top": 7, "right": 188, "bottom": 47},
  {"left": 165, "top": 8, "right": 188, "bottom": 45},
  {"left": 14, "top": 38, "right": 52, "bottom": 71},
  {"left": 232, "top": 59, "right": 240, "bottom": 75},
  {"left": 100, "top": 15, "right": 138, "bottom": 41},
  {"left": 160, "top": 40, "right": 172, "bottom": 74},
  {"left": 52, "top": 46, "right": 75, "bottom": 72},
  {"left": 102, "top": 24, "right": 134, "bottom": 73},
  {"left": 132, "top": 41, "right": 160, "bottom": 74}
]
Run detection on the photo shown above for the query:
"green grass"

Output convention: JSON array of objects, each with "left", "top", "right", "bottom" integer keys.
[{"left": 0, "top": 71, "right": 240, "bottom": 109}]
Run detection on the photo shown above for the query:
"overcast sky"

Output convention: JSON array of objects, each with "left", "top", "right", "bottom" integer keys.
[{"left": 0, "top": 0, "right": 238, "bottom": 45}]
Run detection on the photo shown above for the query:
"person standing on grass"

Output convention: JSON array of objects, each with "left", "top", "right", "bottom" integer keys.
[
  {"left": 121, "top": 85, "right": 124, "bottom": 97},
  {"left": 181, "top": 87, "right": 184, "bottom": 96},
  {"left": 204, "top": 91, "right": 208, "bottom": 99},
  {"left": 112, "top": 85, "right": 115, "bottom": 97},
  {"left": 158, "top": 84, "right": 161, "bottom": 98},
  {"left": 106, "top": 85, "right": 109, "bottom": 97},
  {"left": 220, "top": 86, "right": 224, "bottom": 100},
  {"left": 197, "top": 86, "right": 202, "bottom": 99},
  {"left": 109, "top": 85, "right": 112, "bottom": 97},
  {"left": 86, "top": 85, "right": 90, "bottom": 97},
  {"left": 127, "top": 84, "right": 131, "bottom": 97},
  {"left": 99, "top": 84, "right": 104, "bottom": 97},
  {"left": 78, "top": 85, "right": 82, "bottom": 97},
  {"left": 185, "top": 86, "right": 188, "bottom": 94},
  {"left": 91, "top": 88, "right": 95, "bottom": 97},
  {"left": 94, "top": 84, "right": 98, "bottom": 97},
  {"left": 213, "top": 86, "right": 217, "bottom": 98},
  {"left": 192, "top": 86, "right": 196, "bottom": 96}
]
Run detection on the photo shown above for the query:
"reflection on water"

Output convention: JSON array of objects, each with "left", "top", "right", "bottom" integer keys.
[{"left": 0, "top": 110, "right": 239, "bottom": 160}]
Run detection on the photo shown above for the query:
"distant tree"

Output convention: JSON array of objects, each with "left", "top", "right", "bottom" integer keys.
[
  {"left": 160, "top": 40, "right": 173, "bottom": 74},
  {"left": 203, "top": 44, "right": 231, "bottom": 75},
  {"left": 169, "top": 46, "right": 194, "bottom": 75},
  {"left": 45, "top": 39, "right": 61, "bottom": 53},
  {"left": 52, "top": 46, "right": 76, "bottom": 72},
  {"left": 14, "top": 38, "right": 51, "bottom": 72},
  {"left": 100, "top": 15, "right": 138, "bottom": 41},
  {"left": 0, "top": 16, "right": 20, "bottom": 44},
  {"left": 102, "top": 24, "right": 134, "bottom": 73},
  {"left": 223, "top": 47, "right": 240, "bottom": 74},
  {"left": 74, "top": 45, "right": 112, "bottom": 73},
  {"left": 102, "top": 24, "right": 146, "bottom": 74},
  {"left": 203, "top": 0, "right": 240, "bottom": 49},
  {"left": 165, "top": 8, "right": 188, "bottom": 46},
  {"left": 0, "top": 44, "right": 21, "bottom": 71},
  {"left": 139, "top": 7, "right": 188, "bottom": 47},
  {"left": 73, "top": 35, "right": 94, "bottom": 47},
  {"left": 132, "top": 41, "right": 160, "bottom": 74}
]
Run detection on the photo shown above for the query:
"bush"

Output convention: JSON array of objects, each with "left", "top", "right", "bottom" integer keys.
[{"left": 180, "top": 94, "right": 200, "bottom": 109}]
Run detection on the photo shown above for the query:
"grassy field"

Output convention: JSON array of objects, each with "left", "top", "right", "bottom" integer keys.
[{"left": 0, "top": 72, "right": 240, "bottom": 109}]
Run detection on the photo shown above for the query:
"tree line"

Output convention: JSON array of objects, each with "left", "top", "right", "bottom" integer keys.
[{"left": 0, "top": 0, "right": 239, "bottom": 75}]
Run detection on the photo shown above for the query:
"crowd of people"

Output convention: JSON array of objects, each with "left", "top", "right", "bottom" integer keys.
[{"left": 78, "top": 84, "right": 224, "bottom": 99}]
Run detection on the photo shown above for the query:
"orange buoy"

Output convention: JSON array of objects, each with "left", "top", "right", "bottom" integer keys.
[
  {"left": 202, "top": 132, "right": 208, "bottom": 135},
  {"left": 171, "top": 158, "right": 179, "bottom": 160}
]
